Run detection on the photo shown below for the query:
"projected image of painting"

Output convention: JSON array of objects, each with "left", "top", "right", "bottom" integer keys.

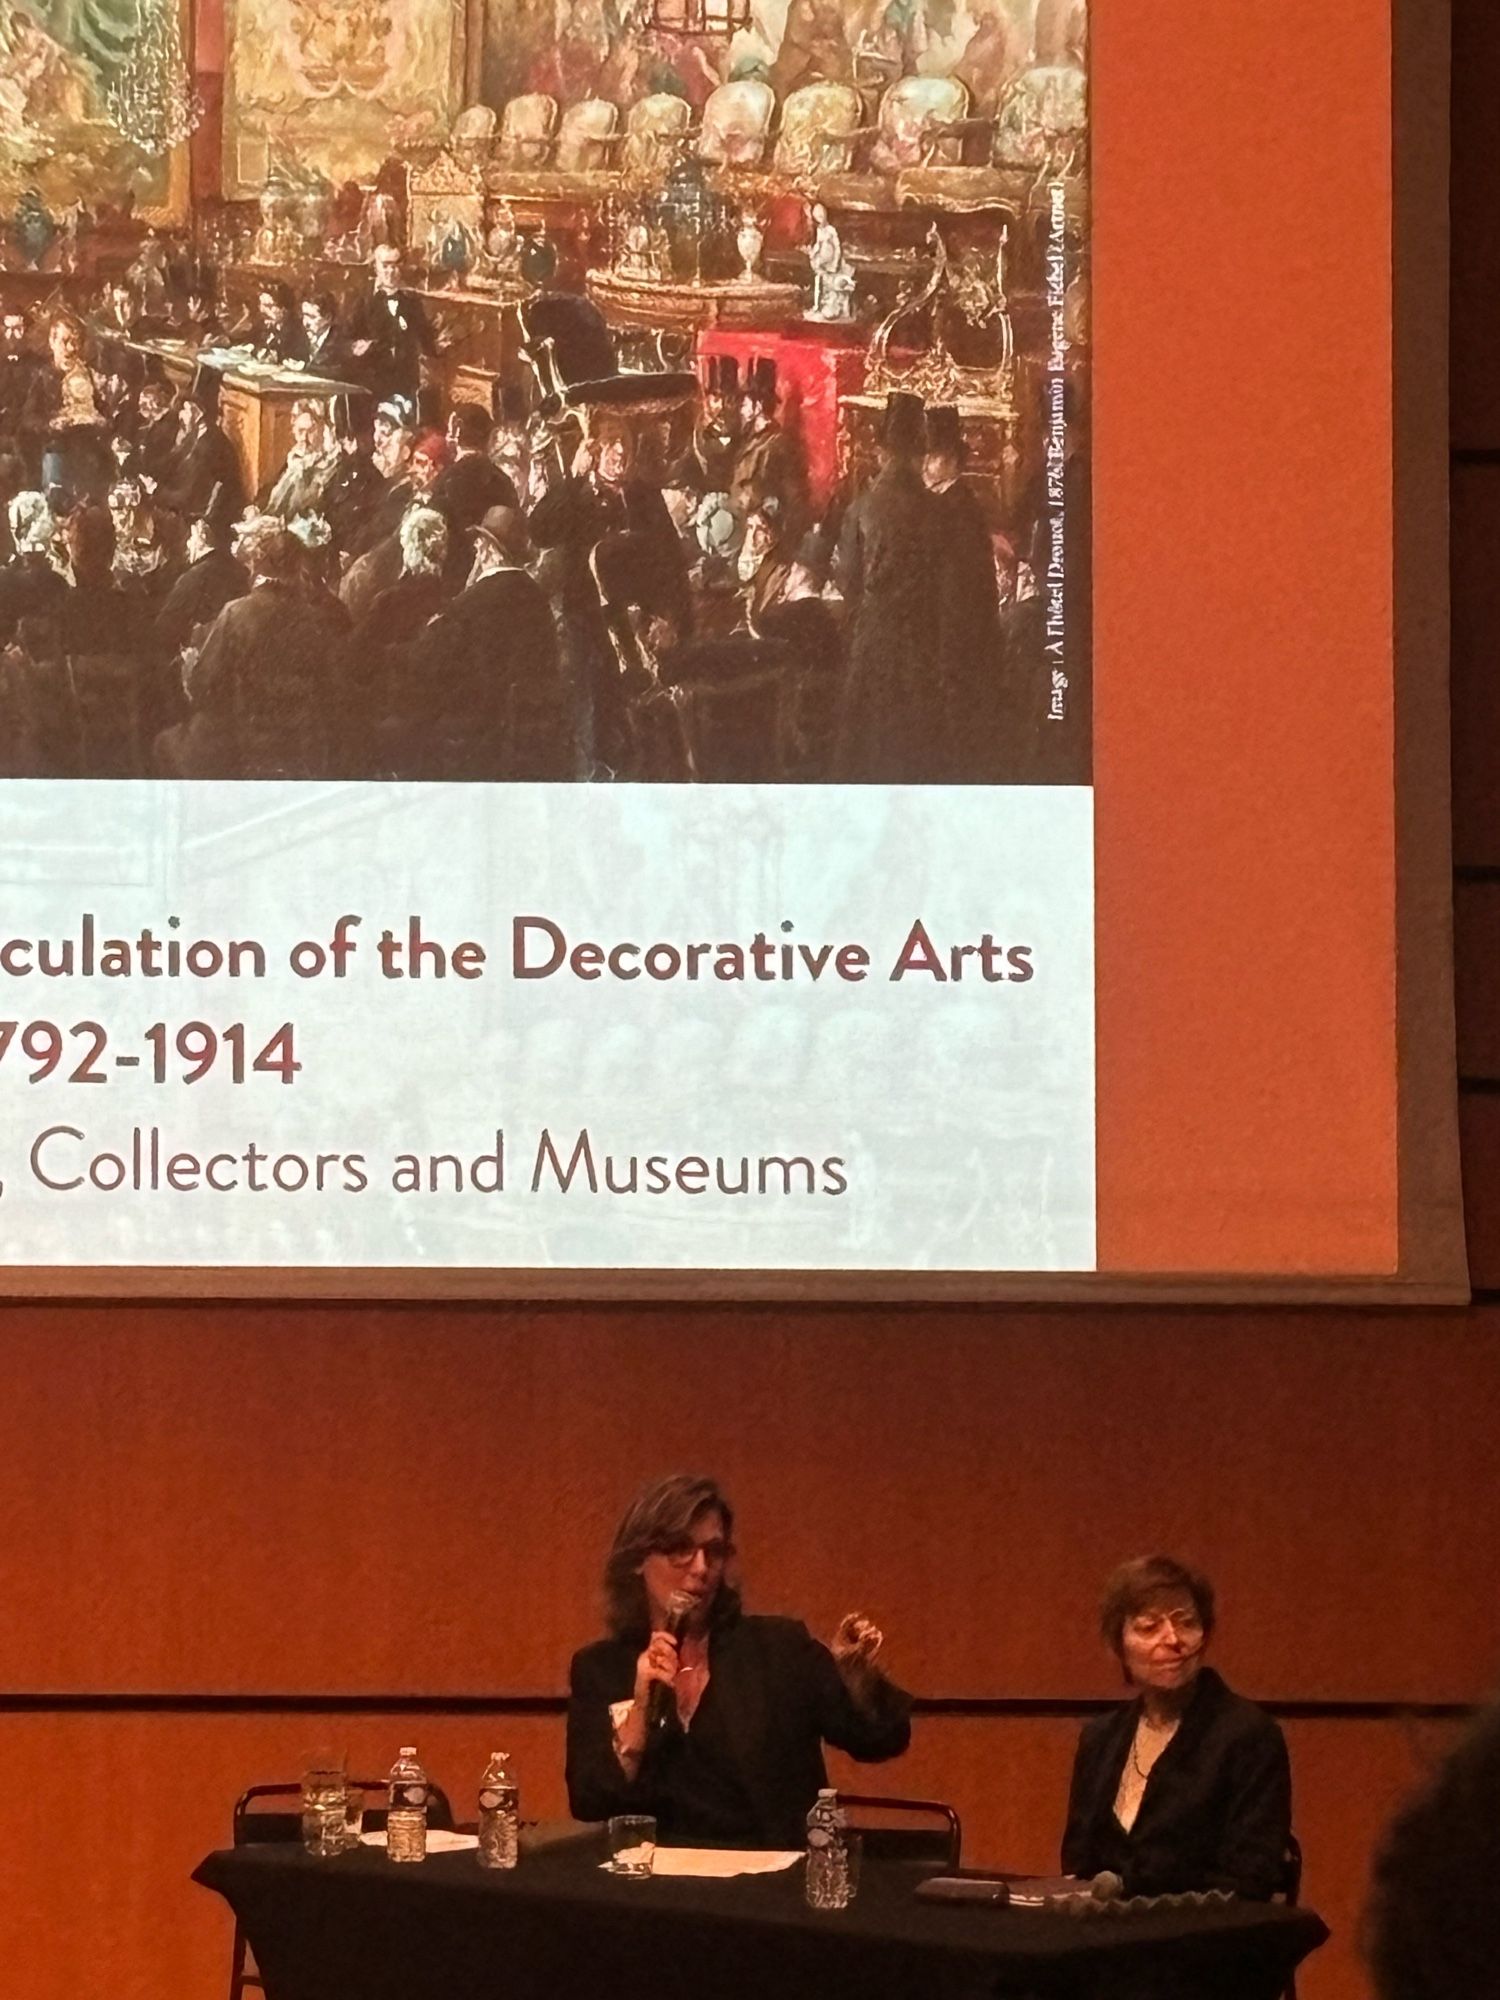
[
  {"left": 4, "top": 0, "right": 1086, "bottom": 789},
  {"left": 0, "top": 0, "right": 182, "bottom": 215}
]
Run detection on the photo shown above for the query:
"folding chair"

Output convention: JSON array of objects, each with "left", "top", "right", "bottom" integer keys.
[
  {"left": 227, "top": 1779, "right": 455, "bottom": 2000},
  {"left": 1280, "top": 1833, "right": 1304, "bottom": 2000},
  {"left": 838, "top": 1793, "right": 962, "bottom": 1869}
]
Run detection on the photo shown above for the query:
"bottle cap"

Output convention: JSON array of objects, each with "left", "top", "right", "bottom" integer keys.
[{"left": 399, "top": 1745, "right": 416, "bottom": 1758}]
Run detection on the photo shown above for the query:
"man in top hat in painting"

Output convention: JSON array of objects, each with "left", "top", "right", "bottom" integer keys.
[
  {"left": 922, "top": 403, "right": 1005, "bottom": 782},
  {"left": 151, "top": 480, "right": 249, "bottom": 668},
  {"left": 319, "top": 395, "right": 385, "bottom": 560},
  {"left": 381, "top": 503, "right": 571, "bottom": 782},
  {"left": 528, "top": 368, "right": 697, "bottom": 779},
  {"left": 692, "top": 354, "right": 742, "bottom": 492},
  {"left": 834, "top": 388, "right": 944, "bottom": 782},
  {"left": 156, "top": 364, "right": 246, "bottom": 524},
  {"left": 157, "top": 515, "right": 335, "bottom": 780},
  {"left": 729, "top": 360, "right": 808, "bottom": 532}
]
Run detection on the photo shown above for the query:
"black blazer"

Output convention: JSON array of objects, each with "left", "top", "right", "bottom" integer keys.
[
  {"left": 345, "top": 289, "right": 436, "bottom": 406},
  {"left": 567, "top": 1612, "right": 912, "bottom": 1849},
  {"left": 1062, "top": 1667, "right": 1292, "bottom": 1900}
]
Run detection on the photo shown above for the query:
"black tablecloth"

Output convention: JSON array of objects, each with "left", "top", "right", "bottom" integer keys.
[{"left": 194, "top": 1835, "right": 1328, "bottom": 2000}]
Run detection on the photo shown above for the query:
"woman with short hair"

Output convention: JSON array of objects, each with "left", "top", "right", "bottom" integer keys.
[
  {"left": 566, "top": 1473, "right": 911, "bottom": 1847},
  {"left": 1061, "top": 1555, "right": 1292, "bottom": 1900}
]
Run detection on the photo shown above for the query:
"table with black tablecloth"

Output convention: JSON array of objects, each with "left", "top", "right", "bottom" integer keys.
[{"left": 194, "top": 1835, "right": 1327, "bottom": 2000}]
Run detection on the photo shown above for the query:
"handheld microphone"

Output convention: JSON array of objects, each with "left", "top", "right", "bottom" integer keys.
[
  {"left": 1090, "top": 1871, "right": 1124, "bottom": 1903},
  {"left": 645, "top": 1591, "right": 695, "bottom": 1733}
]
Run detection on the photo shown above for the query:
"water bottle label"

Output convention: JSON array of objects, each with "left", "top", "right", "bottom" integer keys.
[
  {"left": 399, "top": 1784, "right": 427, "bottom": 1808},
  {"left": 480, "top": 1788, "right": 503, "bottom": 1810},
  {"left": 807, "top": 1827, "right": 833, "bottom": 1848}
]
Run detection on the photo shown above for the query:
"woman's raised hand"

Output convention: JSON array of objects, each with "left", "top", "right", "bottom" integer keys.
[{"left": 832, "top": 1612, "right": 884, "bottom": 1672}]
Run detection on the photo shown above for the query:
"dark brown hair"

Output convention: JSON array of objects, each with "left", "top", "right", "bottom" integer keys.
[
  {"left": 603, "top": 1473, "right": 740, "bottom": 1640},
  {"left": 64, "top": 504, "right": 116, "bottom": 587},
  {"left": 448, "top": 401, "right": 492, "bottom": 449},
  {"left": 1366, "top": 1699, "right": 1500, "bottom": 1999},
  {"left": 1099, "top": 1555, "right": 1216, "bottom": 1658}
]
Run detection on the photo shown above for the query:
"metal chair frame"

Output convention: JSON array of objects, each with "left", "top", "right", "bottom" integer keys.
[
  {"left": 227, "top": 1779, "right": 455, "bottom": 2000},
  {"left": 837, "top": 1793, "right": 963, "bottom": 1870},
  {"left": 1280, "top": 1832, "right": 1304, "bottom": 2000}
]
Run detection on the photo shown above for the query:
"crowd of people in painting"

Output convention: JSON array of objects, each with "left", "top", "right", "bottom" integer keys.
[{"left": 0, "top": 271, "right": 1089, "bottom": 786}]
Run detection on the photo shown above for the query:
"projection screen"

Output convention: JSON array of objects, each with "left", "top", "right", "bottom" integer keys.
[{"left": 0, "top": 0, "right": 1463, "bottom": 1302}]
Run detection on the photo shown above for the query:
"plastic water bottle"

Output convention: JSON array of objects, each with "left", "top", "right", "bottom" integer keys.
[
  {"left": 386, "top": 1746, "right": 429, "bottom": 1863},
  {"left": 805, "top": 1787, "right": 850, "bottom": 1909},
  {"left": 477, "top": 1750, "right": 520, "bottom": 1869}
]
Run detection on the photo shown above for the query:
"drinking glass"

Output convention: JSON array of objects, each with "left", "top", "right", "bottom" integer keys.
[
  {"left": 300, "top": 1766, "right": 346, "bottom": 1858},
  {"left": 607, "top": 1814, "right": 657, "bottom": 1878}
]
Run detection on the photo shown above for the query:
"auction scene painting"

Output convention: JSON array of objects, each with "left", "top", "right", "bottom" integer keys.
[{"left": 0, "top": 0, "right": 1088, "bottom": 784}]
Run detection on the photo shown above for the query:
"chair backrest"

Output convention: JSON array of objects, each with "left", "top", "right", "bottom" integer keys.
[
  {"left": 452, "top": 104, "right": 497, "bottom": 141},
  {"left": 660, "top": 661, "right": 793, "bottom": 783},
  {"left": 990, "top": 62, "right": 1088, "bottom": 167},
  {"left": 697, "top": 78, "right": 777, "bottom": 168},
  {"left": 555, "top": 97, "right": 619, "bottom": 173},
  {"left": 774, "top": 81, "right": 863, "bottom": 176},
  {"left": 838, "top": 1794, "right": 962, "bottom": 1869},
  {"left": 1281, "top": 1832, "right": 1303, "bottom": 1904},
  {"left": 518, "top": 292, "right": 616, "bottom": 398},
  {"left": 871, "top": 74, "right": 969, "bottom": 172},
  {"left": 232, "top": 1779, "right": 457, "bottom": 1846},
  {"left": 622, "top": 93, "right": 693, "bottom": 178},
  {"left": 497, "top": 93, "right": 559, "bottom": 169}
]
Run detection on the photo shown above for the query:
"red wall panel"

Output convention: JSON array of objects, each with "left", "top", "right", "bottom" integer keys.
[{"left": 1, "top": 1308, "right": 1497, "bottom": 1702}]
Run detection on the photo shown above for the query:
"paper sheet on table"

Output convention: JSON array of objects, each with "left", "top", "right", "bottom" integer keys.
[
  {"left": 646, "top": 1848, "right": 803, "bottom": 1877},
  {"left": 360, "top": 1829, "right": 479, "bottom": 1852}
]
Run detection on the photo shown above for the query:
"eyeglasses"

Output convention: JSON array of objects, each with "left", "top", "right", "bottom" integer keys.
[
  {"left": 657, "top": 1538, "right": 734, "bottom": 1569},
  {"left": 1127, "top": 1608, "right": 1204, "bottom": 1639}
]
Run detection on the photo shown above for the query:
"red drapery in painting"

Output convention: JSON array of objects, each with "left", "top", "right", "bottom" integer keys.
[{"left": 696, "top": 321, "right": 870, "bottom": 507}]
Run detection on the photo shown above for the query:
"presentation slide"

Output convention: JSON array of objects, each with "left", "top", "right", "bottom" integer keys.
[
  {"left": 0, "top": 786, "right": 1094, "bottom": 1275},
  {"left": 0, "top": 0, "right": 1463, "bottom": 1302}
]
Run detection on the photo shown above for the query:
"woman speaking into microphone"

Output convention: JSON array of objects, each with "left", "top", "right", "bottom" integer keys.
[{"left": 566, "top": 1474, "right": 912, "bottom": 1847}]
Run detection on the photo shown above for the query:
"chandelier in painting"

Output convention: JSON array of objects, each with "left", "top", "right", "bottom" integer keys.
[{"left": 108, "top": 0, "right": 204, "bottom": 157}]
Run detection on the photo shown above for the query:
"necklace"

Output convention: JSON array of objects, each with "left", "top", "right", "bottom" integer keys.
[{"left": 1130, "top": 1714, "right": 1178, "bottom": 1780}]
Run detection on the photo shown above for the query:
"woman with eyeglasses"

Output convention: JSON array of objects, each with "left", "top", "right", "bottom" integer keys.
[
  {"left": 1061, "top": 1556, "right": 1292, "bottom": 1900},
  {"left": 566, "top": 1473, "right": 911, "bottom": 1847}
]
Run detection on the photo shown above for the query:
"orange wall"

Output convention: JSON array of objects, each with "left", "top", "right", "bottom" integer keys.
[
  {"left": 3, "top": 6, "right": 1497, "bottom": 2000},
  {"left": 1094, "top": 0, "right": 1400, "bottom": 1275}
]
